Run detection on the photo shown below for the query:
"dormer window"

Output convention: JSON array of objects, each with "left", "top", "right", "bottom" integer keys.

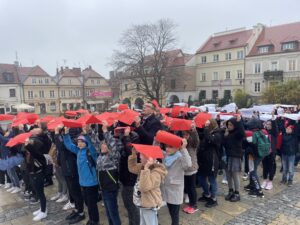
[
  {"left": 213, "top": 41, "right": 221, "bottom": 47},
  {"left": 282, "top": 42, "right": 295, "bottom": 51},
  {"left": 258, "top": 46, "right": 269, "bottom": 54},
  {"left": 229, "top": 38, "right": 237, "bottom": 44},
  {"left": 2, "top": 72, "right": 13, "bottom": 82}
]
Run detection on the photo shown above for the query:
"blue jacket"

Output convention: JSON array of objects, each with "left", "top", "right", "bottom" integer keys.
[{"left": 63, "top": 134, "right": 98, "bottom": 187}]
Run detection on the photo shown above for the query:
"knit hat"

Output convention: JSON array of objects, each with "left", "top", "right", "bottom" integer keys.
[
  {"left": 156, "top": 130, "right": 183, "bottom": 148},
  {"left": 77, "top": 135, "right": 87, "bottom": 144}
]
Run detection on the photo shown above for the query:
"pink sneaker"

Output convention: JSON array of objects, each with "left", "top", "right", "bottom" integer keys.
[
  {"left": 265, "top": 181, "right": 273, "bottom": 190},
  {"left": 186, "top": 207, "right": 199, "bottom": 214},
  {"left": 261, "top": 180, "right": 267, "bottom": 189},
  {"left": 183, "top": 206, "right": 191, "bottom": 213}
]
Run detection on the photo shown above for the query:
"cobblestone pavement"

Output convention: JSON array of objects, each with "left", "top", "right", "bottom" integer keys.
[{"left": 0, "top": 164, "right": 299, "bottom": 225}]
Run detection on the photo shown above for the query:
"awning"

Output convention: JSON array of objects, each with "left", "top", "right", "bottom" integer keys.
[
  {"left": 87, "top": 100, "right": 105, "bottom": 104},
  {"left": 60, "top": 99, "right": 83, "bottom": 104}
]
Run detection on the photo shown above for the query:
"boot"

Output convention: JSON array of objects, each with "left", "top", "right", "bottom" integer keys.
[
  {"left": 230, "top": 191, "right": 240, "bottom": 202},
  {"left": 225, "top": 189, "right": 234, "bottom": 201}
]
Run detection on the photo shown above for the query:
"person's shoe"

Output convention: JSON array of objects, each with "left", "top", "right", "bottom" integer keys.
[
  {"left": 68, "top": 213, "right": 85, "bottom": 224},
  {"left": 185, "top": 206, "right": 199, "bottom": 214},
  {"left": 248, "top": 189, "right": 264, "bottom": 198},
  {"left": 33, "top": 211, "right": 47, "bottom": 221},
  {"left": 221, "top": 179, "right": 228, "bottom": 185},
  {"left": 205, "top": 198, "right": 218, "bottom": 208},
  {"left": 287, "top": 180, "right": 293, "bottom": 187},
  {"left": 218, "top": 170, "right": 223, "bottom": 175},
  {"left": 23, "top": 191, "right": 31, "bottom": 197},
  {"left": 244, "top": 184, "right": 254, "bottom": 192},
  {"left": 33, "top": 208, "right": 41, "bottom": 216},
  {"left": 225, "top": 190, "right": 234, "bottom": 201},
  {"left": 280, "top": 180, "right": 287, "bottom": 185},
  {"left": 7, "top": 187, "right": 15, "bottom": 192},
  {"left": 0, "top": 184, "right": 4, "bottom": 187},
  {"left": 44, "top": 180, "right": 53, "bottom": 187},
  {"left": 11, "top": 187, "right": 21, "bottom": 194},
  {"left": 30, "top": 198, "right": 40, "bottom": 205},
  {"left": 4, "top": 183, "right": 12, "bottom": 189},
  {"left": 265, "top": 181, "right": 273, "bottom": 190},
  {"left": 65, "top": 210, "right": 78, "bottom": 220},
  {"left": 198, "top": 194, "right": 210, "bottom": 202},
  {"left": 184, "top": 194, "right": 189, "bottom": 203},
  {"left": 242, "top": 173, "right": 248, "bottom": 181},
  {"left": 230, "top": 192, "right": 240, "bottom": 202},
  {"left": 50, "top": 193, "right": 61, "bottom": 201},
  {"left": 261, "top": 180, "right": 268, "bottom": 189},
  {"left": 56, "top": 194, "right": 68, "bottom": 203},
  {"left": 24, "top": 195, "right": 30, "bottom": 201},
  {"left": 63, "top": 201, "right": 75, "bottom": 210}
]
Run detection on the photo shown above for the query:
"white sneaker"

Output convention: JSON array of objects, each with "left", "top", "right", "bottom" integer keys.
[
  {"left": 62, "top": 201, "right": 75, "bottom": 210},
  {"left": 261, "top": 180, "right": 268, "bottom": 189},
  {"left": 0, "top": 184, "right": 4, "bottom": 187},
  {"left": 50, "top": 193, "right": 61, "bottom": 201},
  {"left": 11, "top": 187, "right": 21, "bottom": 194},
  {"left": 242, "top": 173, "right": 248, "bottom": 181},
  {"left": 4, "top": 183, "right": 12, "bottom": 189},
  {"left": 184, "top": 194, "right": 189, "bottom": 203},
  {"left": 56, "top": 194, "right": 68, "bottom": 203},
  {"left": 222, "top": 179, "right": 228, "bottom": 185},
  {"left": 265, "top": 181, "right": 273, "bottom": 190},
  {"left": 33, "top": 208, "right": 41, "bottom": 216},
  {"left": 33, "top": 211, "right": 47, "bottom": 221},
  {"left": 7, "top": 187, "right": 15, "bottom": 192}
]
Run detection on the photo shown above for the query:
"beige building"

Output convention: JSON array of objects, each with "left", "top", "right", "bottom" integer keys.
[
  {"left": 82, "top": 66, "right": 112, "bottom": 112},
  {"left": 195, "top": 25, "right": 263, "bottom": 102},
  {"left": 56, "top": 67, "right": 83, "bottom": 112},
  {"left": 20, "top": 66, "right": 59, "bottom": 114},
  {"left": 245, "top": 22, "right": 300, "bottom": 98}
]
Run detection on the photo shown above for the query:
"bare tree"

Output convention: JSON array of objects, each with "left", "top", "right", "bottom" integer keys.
[{"left": 111, "top": 19, "right": 177, "bottom": 105}]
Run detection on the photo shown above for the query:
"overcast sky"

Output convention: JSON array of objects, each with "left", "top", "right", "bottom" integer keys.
[{"left": 0, "top": 0, "right": 299, "bottom": 78}]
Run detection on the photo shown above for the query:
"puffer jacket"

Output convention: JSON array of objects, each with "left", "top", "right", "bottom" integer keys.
[
  {"left": 128, "top": 154, "right": 167, "bottom": 208},
  {"left": 63, "top": 134, "right": 98, "bottom": 187}
]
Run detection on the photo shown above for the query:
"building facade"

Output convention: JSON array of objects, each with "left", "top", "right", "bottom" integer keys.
[
  {"left": 245, "top": 22, "right": 300, "bottom": 98},
  {"left": 194, "top": 25, "right": 263, "bottom": 102}
]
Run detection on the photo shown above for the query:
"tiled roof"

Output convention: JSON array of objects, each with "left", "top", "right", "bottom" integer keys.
[
  {"left": 58, "top": 67, "right": 81, "bottom": 77},
  {"left": 248, "top": 21, "right": 300, "bottom": 56},
  {"left": 19, "top": 66, "right": 50, "bottom": 76},
  {"left": 0, "top": 63, "right": 19, "bottom": 83},
  {"left": 196, "top": 29, "right": 253, "bottom": 54},
  {"left": 81, "top": 67, "right": 105, "bottom": 79}
]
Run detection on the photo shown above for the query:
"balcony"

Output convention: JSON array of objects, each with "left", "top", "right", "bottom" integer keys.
[
  {"left": 263, "top": 70, "right": 283, "bottom": 81},
  {"left": 211, "top": 79, "right": 232, "bottom": 86}
]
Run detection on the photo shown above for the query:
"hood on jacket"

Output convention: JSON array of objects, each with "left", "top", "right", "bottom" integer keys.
[
  {"left": 226, "top": 117, "right": 239, "bottom": 130},
  {"left": 150, "top": 163, "right": 167, "bottom": 180},
  {"left": 245, "top": 118, "right": 262, "bottom": 130}
]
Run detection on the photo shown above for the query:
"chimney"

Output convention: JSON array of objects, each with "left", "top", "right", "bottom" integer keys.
[
  {"left": 89, "top": 65, "right": 92, "bottom": 69},
  {"left": 56, "top": 68, "right": 59, "bottom": 75},
  {"left": 14, "top": 61, "right": 19, "bottom": 67},
  {"left": 60, "top": 66, "right": 63, "bottom": 73}
]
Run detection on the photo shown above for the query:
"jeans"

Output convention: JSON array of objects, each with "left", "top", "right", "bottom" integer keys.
[
  {"left": 248, "top": 157, "right": 262, "bottom": 190},
  {"left": 198, "top": 175, "right": 218, "bottom": 198},
  {"left": 65, "top": 175, "right": 84, "bottom": 213},
  {"left": 82, "top": 185, "right": 100, "bottom": 223},
  {"left": 102, "top": 189, "right": 121, "bottom": 225},
  {"left": 55, "top": 166, "right": 68, "bottom": 195},
  {"left": 121, "top": 185, "right": 140, "bottom": 225},
  {"left": 184, "top": 174, "right": 197, "bottom": 207},
  {"left": 140, "top": 208, "right": 158, "bottom": 225},
  {"left": 7, "top": 167, "right": 20, "bottom": 187},
  {"left": 167, "top": 203, "right": 180, "bottom": 225},
  {"left": 30, "top": 171, "right": 46, "bottom": 212},
  {"left": 282, "top": 154, "right": 295, "bottom": 182}
]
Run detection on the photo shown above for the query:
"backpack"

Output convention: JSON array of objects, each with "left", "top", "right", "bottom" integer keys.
[{"left": 253, "top": 130, "right": 270, "bottom": 158}]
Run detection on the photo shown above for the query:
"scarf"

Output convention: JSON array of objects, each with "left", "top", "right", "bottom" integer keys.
[{"left": 164, "top": 151, "right": 182, "bottom": 168}]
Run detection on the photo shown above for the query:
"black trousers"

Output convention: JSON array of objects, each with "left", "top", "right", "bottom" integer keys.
[
  {"left": 65, "top": 175, "right": 84, "bottom": 213},
  {"left": 184, "top": 174, "right": 197, "bottom": 207},
  {"left": 262, "top": 153, "right": 276, "bottom": 181},
  {"left": 30, "top": 172, "right": 47, "bottom": 212},
  {"left": 0, "top": 171, "right": 11, "bottom": 184},
  {"left": 167, "top": 203, "right": 180, "bottom": 225},
  {"left": 121, "top": 185, "right": 140, "bottom": 225},
  {"left": 82, "top": 185, "right": 99, "bottom": 223},
  {"left": 21, "top": 169, "right": 32, "bottom": 192}
]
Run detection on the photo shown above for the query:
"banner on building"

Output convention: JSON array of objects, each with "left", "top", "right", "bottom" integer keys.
[{"left": 91, "top": 91, "right": 113, "bottom": 97}]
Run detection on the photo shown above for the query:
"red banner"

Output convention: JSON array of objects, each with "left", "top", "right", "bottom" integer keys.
[{"left": 91, "top": 91, "right": 113, "bottom": 97}]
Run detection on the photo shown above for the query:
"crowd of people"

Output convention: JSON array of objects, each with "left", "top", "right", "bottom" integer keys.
[{"left": 0, "top": 102, "right": 299, "bottom": 225}]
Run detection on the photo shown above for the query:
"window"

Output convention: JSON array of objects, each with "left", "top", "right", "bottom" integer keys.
[
  {"left": 201, "top": 73, "right": 206, "bottom": 81},
  {"left": 282, "top": 42, "right": 295, "bottom": 50},
  {"left": 50, "top": 102, "right": 56, "bottom": 111},
  {"left": 224, "top": 90, "right": 231, "bottom": 99},
  {"left": 75, "top": 90, "right": 80, "bottom": 97},
  {"left": 136, "top": 83, "right": 140, "bottom": 91},
  {"left": 45, "top": 79, "right": 49, "bottom": 84},
  {"left": 39, "top": 90, "right": 44, "bottom": 98},
  {"left": 237, "top": 50, "right": 244, "bottom": 59},
  {"left": 271, "top": 61, "right": 278, "bottom": 71},
  {"left": 225, "top": 52, "right": 231, "bottom": 61},
  {"left": 212, "top": 90, "right": 218, "bottom": 99},
  {"left": 38, "top": 79, "right": 43, "bottom": 84},
  {"left": 213, "top": 54, "right": 219, "bottom": 62},
  {"left": 61, "top": 90, "right": 65, "bottom": 97},
  {"left": 9, "top": 89, "right": 16, "bottom": 97},
  {"left": 86, "top": 90, "right": 90, "bottom": 97},
  {"left": 97, "top": 79, "right": 100, "bottom": 84},
  {"left": 68, "top": 79, "right": 71, "bottom": 84},
  {"left": 213, "top": 72, "right": 219, "bottom": 80},
  {"left": 201, "top": 56, "right": 207, "bottom": 64},
  {"left": 288, "top": 59, "right": 296, "bottom": 71},
  {"left": 69, "top": 90, "right": 72, "bottom": 97},
  {"left": 254, "top": 82, "right": 261, "bottom": 92},
  {"left": 199, "top": 90, "right": 206, "bottom": 100},
  {"left": 225, "top": 71, "right": 231, "bottom": 79},
  {"left": 237, "top": 70, "right": 243, "bottom": 79},
  {"left": 254, "top": 63, "right": 261, "bottom": 74},
  {"left": 28, "top": 91, "right": 33, "bottom": 99},
  {"left": 91, "top": 80, "right": 94, "bottom": 84},
  {"left": 171, "top": 79, "right": 176, "bottom": 89},
  {"left": 258, "top": 46, "right": 269, "bottom": 54},
  {"left": 32, "top": 78, "right": 36, "bottom": 84},
  {"left": 2, "top": 72, "right": 13, "bottom": 82},
  {"left": 125, "top": 84, "right": 128, "bottom": 91},
  {"left": 50, "top": 90, "right": 55, "bottom": 98}
]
